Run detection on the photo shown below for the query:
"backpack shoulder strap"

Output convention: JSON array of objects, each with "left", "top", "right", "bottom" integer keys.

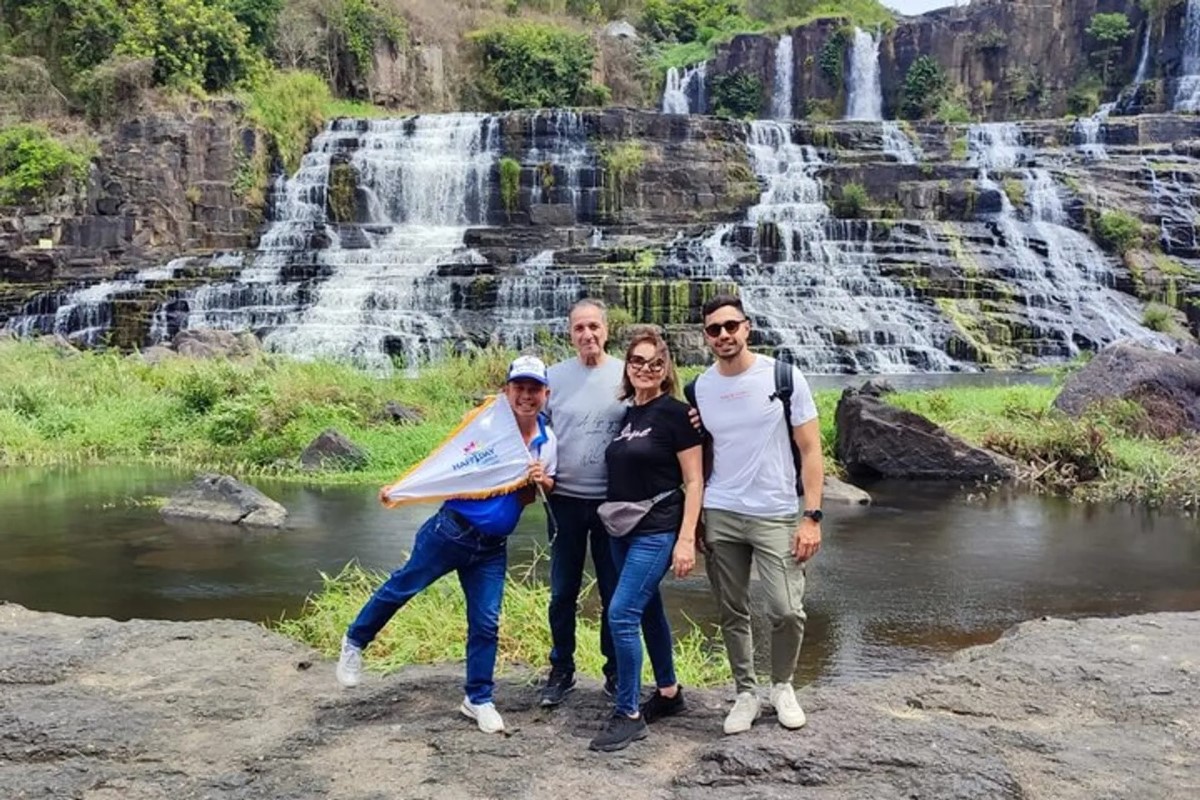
[
  {"left": 772, "top": 354, "right": 804, "bottom": 498},
  {"left": 683, "top": 377, "right": 713, "bottom": 481},
  {"left": 684, "top": 378, "right": 698, "bottom": 409}
]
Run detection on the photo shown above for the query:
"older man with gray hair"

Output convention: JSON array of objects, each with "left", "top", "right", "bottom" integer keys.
[{"left": 539, "top": 298, "right": 625, "bottom": 706}]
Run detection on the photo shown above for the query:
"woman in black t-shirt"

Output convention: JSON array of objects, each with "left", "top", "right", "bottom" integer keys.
[{"left": 588, "top": 329, "right": 704, "bottom": 753}]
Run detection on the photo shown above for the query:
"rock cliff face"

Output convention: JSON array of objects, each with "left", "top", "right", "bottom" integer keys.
[
  {"left": 2, "top": 107, "right": 1198, "bottom": 370},
  {"left": 0, "top": 100, "right": 262, "bottom": 335},
  {"left": 708, "top": 0, "right": 1189, "bottom": 122}
]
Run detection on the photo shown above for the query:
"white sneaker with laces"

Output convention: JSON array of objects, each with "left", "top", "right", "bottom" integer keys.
[
  {"left": 460, "top": 698, "right": 506, "bottom": 734},
  {"left": 770, "top": 682, "right": 807, "bottom": 730},
  {"left": 335, "top": 635, "right": 363, "bottom": 688},
  {"left": 723, "top": 691, "right": 761, "bottom": 735}
]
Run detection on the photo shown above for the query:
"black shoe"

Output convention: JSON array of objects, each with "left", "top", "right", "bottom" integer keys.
[
  {"left": 539, "top": 669, "right": 576, "bottom": 707},
  {"left": 589, "top": 712, "right": 648, "bottom": 752},
  {"left": 640, "top": 686, "right": 686, "bottom": 723},
  {"left": 602, "top": 674, "right": 617, "bottom": 698}
]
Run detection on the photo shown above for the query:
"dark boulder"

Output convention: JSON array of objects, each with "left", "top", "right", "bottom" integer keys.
[
  {"left": 300, "top": 429, "right": 368, "bottom": 471},
  {"left": 380, "top": 401, "right": 424, "bottom": 425},
  {"left": 160, "top": 473, "right": 287, "bottom": 528},
  {"left": 836, "top": 388, "right": 1016, "bottom": 481},
  {"left": 1054, "top": 342, "right": 1200, "bottom": 437}
]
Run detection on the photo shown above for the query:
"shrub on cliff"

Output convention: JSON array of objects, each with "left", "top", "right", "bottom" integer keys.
[
  {"left": 469, "top": 22, "right": 594, "bottom": 110},
  {"left": 710, "top": 69, "right": 764, "bottom": 118},
  {"left": 1093, "top": 210, "right": 1144, "bottom": 254},
  {"left": 246, "top": 70, "right": 331, "bottom": 173},
  {"left": 0, "top": 124, "right": 94, "bottom": 207},
  {"left": 1085, "top": 12, "right": 1132, "bottom": 86},
  {"left": 901, "top": 55, "right": 947, "bottom": 120}
]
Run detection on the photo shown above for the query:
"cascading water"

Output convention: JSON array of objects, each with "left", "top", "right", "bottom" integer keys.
[
  {"left": 492, "top": 250, "right": 583, "bottom": 348},
  {"left": 524, "top": 110, "right": 599, "bottom": 219},
  {"left": 1177, "top": 0, "right": 1200, "bottom": 112},
  {"left": 661, "top": 64, "right": 707, "bottom": 115},
  {"left": 671, "top": 121, "right": 957, "bottom": 373},
  {"left": 175, "top": 115, "right": 497, "bottom": 371},
  {"left": 771, "top": 35, "right": 794, "bottom": 120},
  {"left": 1075, "top": 102, "right": 1115, "bottom": 161},
  {"left": 881, "top": 121, "right": 921, "bottom": 164},
  {"left": 845, "top": 28, "right": 883, "bottom": 121},
  {"left": 969, "top": 123, "right": 1169, "bottom": 355},
  {"left": 10, "top": 257, "right": 203, "bottom": 345},
  {"left": 1134, "top": 24, "right": 1152, "bottom": 85}
]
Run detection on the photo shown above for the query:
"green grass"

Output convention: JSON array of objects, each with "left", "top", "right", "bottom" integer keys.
[
  {"left": 0, "top": 338, "right": 515, "bottom": 484},
  {"left": 2, "top": 338, "right": 1196, "bottom": 508},
  {"left": 274, "top": 559, "right": 731, "bottom": 687}
]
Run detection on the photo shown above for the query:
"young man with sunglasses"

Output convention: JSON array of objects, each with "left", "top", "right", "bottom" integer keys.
[{"left": 691, "top": 295, "right": 824, "bottom": 735}]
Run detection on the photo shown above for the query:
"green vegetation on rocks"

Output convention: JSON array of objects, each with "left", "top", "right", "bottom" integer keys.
[
  {"left": 469, "top": 22, "right": 594, "bottom": 110},
  {"left": 499, "top": 156, "right": 521, "bottom": 216},
  {"left": 901, "top": 55, "right": 948, "bottom": 120},
  {"left": 0, "top": 124, "right": 94, "bottom": 206},
  {"left": 1085, "top": 12, "right": 1132, "bottom": 86},
  {"left": 710, "top": 69, "right": 764, "bottom": 118},
  {"left": 599, "top": 140, "right": 645, "bottom": 212},
  {"left": 1092, "top": 210, "right": 1144, "bottom": 254}
]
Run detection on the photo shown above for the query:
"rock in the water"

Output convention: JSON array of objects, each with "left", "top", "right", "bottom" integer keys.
[
  {"left": 380, "top": 401, "right": 423, "bottom": 425},
  {"left": 160, "top": 473, "right": 287, "bottom": 528},
  {"left": 1054, "top": 342, "right": 1200, "bottom": 437},
  {"left": 300, "top": 429, "right": 367, "bottom": 471},
  {"left": 836, "top": 389, "right": 1016, "bottom": 481},
  {"left": 823, "top": 475, "right": 872, "bottom": 505},
  {"left": 173, "top": 328, "right": 260, "bottom": 360}
]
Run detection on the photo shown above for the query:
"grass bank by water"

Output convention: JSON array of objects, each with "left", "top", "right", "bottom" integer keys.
[
  {"left": 275, "top": 561, "right": 730, "bottom": 688},
  {"left": 0, "top": 338, "right": 1196, "bottom": 508}
]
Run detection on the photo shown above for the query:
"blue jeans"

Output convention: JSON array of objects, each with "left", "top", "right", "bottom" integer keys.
[
  {"left": 346, "top": 507, "right": 507, "bottom": 705},
  {"left": 608, "top": 531, "right": 678, "bottom": 717},
  {"left": 547, "top": 495, "right": 618, "bottom": 679}
]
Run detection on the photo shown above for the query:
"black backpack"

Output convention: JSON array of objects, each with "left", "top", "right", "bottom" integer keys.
[{"left": 684, "top": 356, "right": 804, "bottom": 497}]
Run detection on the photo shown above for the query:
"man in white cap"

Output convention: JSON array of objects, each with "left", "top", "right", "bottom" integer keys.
[{"left": 335, "top": 355, "right": 557, "bottom": 734}]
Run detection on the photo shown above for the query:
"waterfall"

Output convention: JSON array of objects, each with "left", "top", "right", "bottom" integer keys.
[
  {"left": 771, "top": 35, "right": 794, "bottom": 120},
  {"left": 845, "top": 28, "right": 882, "bottom": 121},
  {"left": 1074, "top": 102, "right": 1115, "bottom": 161},
  {"left": 492, "top": 251, "right": 583, "bottom": 348},
  {"left": 662, "top": 64, "right": 707, "bottom": 115},
  {"left": 967, "top": 123, "right": 1169, "bottom": 357},
  {"left": 9, "top": 258, "right": 199, "bottom": 345},
  {"left": 170, "top": 114, "right": 497, "bottom": 371},
  {"left": 524, "top": 110, "right": 599, "bottom": 219},
  {"left": 1134, "top": 24, "right": 1152, "bottom": 85},
  {"left": 672, "top": 120, "right": 958, "bottom": 373},
  {"left": 881, "top": 121, "right": 921, "bottom": 164},
  {"left": 1176, "top": 0, "right": 1200, "bottom": 112}
]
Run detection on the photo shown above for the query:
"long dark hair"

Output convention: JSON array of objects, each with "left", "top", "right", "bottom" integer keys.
[{"left": 618, "top": 328, "right": 680, "bottom": 401}]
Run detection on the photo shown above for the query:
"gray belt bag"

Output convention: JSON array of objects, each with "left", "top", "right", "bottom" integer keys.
[{"left": 597, "top": 489, "right": 679, "bottom": 538}]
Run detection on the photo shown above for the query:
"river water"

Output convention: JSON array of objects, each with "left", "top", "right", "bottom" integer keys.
[{"left": 2, "top": 464, "right": 1197, "bottom": 685}]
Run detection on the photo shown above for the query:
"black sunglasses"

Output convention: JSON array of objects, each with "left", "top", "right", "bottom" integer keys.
[{"left": 704, "top": 319, "right": 747, "bottom": 338}]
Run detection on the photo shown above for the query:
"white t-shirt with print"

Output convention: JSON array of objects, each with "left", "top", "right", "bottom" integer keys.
[{"left": 694, "top": 355, "right": 818, "bottom": 518}]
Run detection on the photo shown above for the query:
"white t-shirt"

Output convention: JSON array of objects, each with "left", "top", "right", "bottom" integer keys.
[{"left": 694, "top": 355, "right": 818, "bottom": 518}]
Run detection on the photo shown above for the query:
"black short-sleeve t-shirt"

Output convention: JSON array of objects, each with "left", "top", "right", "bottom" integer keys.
[{"left": 605, "top": 394, "right": 705, "bottom": 535}]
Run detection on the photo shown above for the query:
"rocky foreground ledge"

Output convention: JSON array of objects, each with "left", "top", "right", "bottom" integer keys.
[{"left": 1, "top": 605, "right": 1197, "bottom": 800}]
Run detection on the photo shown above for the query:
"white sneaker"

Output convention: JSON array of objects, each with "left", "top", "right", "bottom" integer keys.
[
  {"left": 723, "top": 691, "right": 761, "bottom": 735},
  {"left": 769, "top": 682, "right": 807, "bottom": 730},
  {"left": 335, "top": 635, "right": 363, "bottom": 688},
  {"left": 460, "top": 698, "right": 506, "bottom": 734}
]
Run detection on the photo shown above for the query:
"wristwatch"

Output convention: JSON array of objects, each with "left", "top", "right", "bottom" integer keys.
[{"left": 802, "top": 509, "right": 824, "bottom": 523}]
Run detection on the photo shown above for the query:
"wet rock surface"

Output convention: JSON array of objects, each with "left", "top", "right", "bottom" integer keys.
[
  {"left": 160, "top": 473, "right": 288, "bottom": 528},
  {"left": 1, "top": 604, "right": 1196, "bottom": 799}
]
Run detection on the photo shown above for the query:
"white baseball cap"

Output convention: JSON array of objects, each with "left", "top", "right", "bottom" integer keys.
[{"left": 506, "top": 355, "right": 548, "bottom": 385}]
